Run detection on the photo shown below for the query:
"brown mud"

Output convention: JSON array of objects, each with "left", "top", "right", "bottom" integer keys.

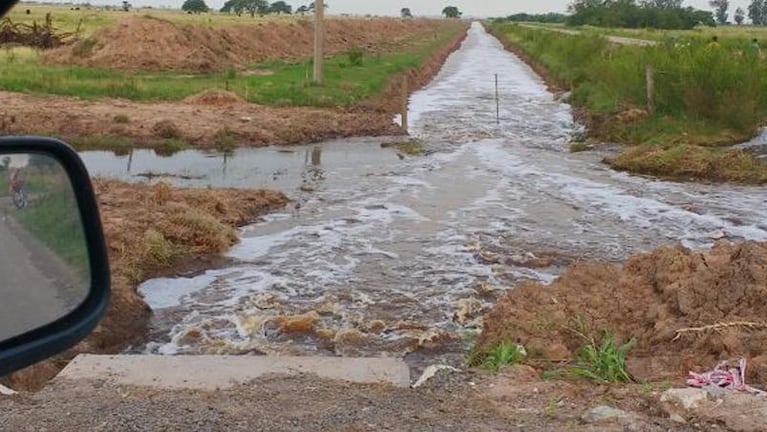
[
  {"left": 1, "top": 180, "right": 288, "bottom": 390},
  {"left": 0, "top": 90, "right": 403, "bottom": 148},
  {"left": 43, "top": 16, "right": 460, "bottom": 73},
  {"left": 478, "top": 241, "right": 767, "bottom": 388}
]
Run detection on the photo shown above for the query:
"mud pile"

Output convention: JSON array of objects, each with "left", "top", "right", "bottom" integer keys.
[
  {"left": 3, "top": 180, "right": 288, "bottom": 390},
  {"left": 183, "top": 90, "right": 244, "bottom": 106},
  {"left": 479, "top": 241, "right": 767, "bottom": 386},
  {"left": 43, "top": 16, "right": 457, "bottom": 72}
]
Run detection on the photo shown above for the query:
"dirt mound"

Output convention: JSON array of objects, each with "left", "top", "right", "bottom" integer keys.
[
  {"left": 42, "top": 16, "right": 456, "bottom": 72},
  {"left": 184, "top": 90, "right": 244, "bottom": 106},
  {"left": 478, "top": 241, "right": 767, "bottom": 386}
]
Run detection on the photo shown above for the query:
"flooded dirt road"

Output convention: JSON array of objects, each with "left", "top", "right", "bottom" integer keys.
[{"left": 84, "top": 23, "right": 767, "bottom": 369}]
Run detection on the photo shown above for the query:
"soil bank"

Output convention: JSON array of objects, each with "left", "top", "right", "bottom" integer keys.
[{"left": 478, "top": 240, "right": 767, "bottom": 389}]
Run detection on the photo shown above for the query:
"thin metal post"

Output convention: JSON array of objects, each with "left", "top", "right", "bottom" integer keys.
[
  {"left": 495, "top": 73, "right": 500, "bottom": 124},
  {"left": 401, "top": 74, "right": 409, "bottom": 132}
]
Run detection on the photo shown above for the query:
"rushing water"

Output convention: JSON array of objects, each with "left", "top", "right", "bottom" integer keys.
[{"left": 83, "top": 23, "right": 767, "bottom": 368}]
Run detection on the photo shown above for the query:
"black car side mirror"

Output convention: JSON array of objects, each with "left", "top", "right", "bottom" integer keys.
[{"left": 0, "top": 136, "right": 110, "bottom": 377}]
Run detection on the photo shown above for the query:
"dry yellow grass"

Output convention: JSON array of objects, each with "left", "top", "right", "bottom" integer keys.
[{"left": 6, "top": 4, "right": 300, "bottom": 36}]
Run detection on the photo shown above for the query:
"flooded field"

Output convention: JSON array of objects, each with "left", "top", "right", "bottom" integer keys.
[{"left": 83, "top": 23, "right": 767, "bottom": 369}]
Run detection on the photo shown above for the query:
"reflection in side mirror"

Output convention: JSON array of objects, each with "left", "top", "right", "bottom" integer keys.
[
  {"left": 0, "top": 137, "right": 110, "bottom": 378},
  {"left": 0, "top": 153, "right": 90, "bottom": 341}
]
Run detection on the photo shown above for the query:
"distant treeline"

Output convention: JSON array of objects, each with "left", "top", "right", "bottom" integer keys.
[
  {"left": 568, "top": 0, "right": 715, "bottom": 29},
  {"left": 505, "top": 13, "right": 567, "bottom": 24}
]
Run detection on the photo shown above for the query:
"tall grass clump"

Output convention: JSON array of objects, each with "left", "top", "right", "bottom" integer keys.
[
  {"left": 467, "top": 341, "right": 527, "bottom": 373},
  {"left": 568, "top": 316, "right": 635, "bottom": 383},
  {"left": 493, "top": 23, "right": 767, "bottom": 138}
]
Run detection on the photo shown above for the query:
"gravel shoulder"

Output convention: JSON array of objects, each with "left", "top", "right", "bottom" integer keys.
[{"left": 0, "top": 368, "right": 730, "bottom": 431}]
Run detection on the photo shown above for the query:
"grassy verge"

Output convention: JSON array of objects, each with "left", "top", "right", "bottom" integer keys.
[
  {"left": 490, "top": 22, "right": 767, "bottom": 184},
  {"left": 578, "top": 23, "right": 767, "bottom": 43},
  {"left": 0, "top": 26, "right": 463, "bottom": 108}
]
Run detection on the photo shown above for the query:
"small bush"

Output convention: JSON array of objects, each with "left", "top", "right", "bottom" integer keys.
[
  {"left": 152, "top": 120, "right": 181, "bottom": 139},
  {"left": 113, "top": 114, "right": 130, "bottom": 124}
]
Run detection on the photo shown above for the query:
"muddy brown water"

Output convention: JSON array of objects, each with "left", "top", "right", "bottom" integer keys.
[{"left": 81, "top": 23, "right": 767, "bottom": 373}]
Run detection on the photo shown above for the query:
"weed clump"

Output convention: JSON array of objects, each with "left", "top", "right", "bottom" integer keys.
[
  {"left": 155, "top": 138, "right": 189, "bottom": 156},
  {"left": 213, "top": 127, "right": 237, "bottom": 153},
  {"left": 140, "top": 228, "right": 174, "bottom": 265},
  {"left": 159, "top": 208, "right": 237, "bottom": 254},
  {"left": 568, "top": 317, "right": 635, "bottom": 383},
  {"left": 72, "top": 37, "right": 97, "bottom": 57},
  {"left": 346, "top": 47, "right": 365, "bottom": 67},
  {"left": 468, "top": 341, "right": 527, "bottom": 373}
]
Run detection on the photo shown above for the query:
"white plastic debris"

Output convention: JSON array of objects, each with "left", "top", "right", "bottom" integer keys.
[
  {"left": 412, "top": 365, "right": 460, "bottom": 388},
  {"left": 0, "top": 384, "right": 17, "bottom": 395}
]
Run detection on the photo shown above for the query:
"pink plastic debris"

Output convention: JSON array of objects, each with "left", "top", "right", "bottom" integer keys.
[{"left": 687, "top": 358, "right": 766, "bottom": 396}]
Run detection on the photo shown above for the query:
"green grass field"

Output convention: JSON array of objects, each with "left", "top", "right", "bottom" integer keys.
[
  {"left": 0, "top": 9, "right": 462, "bottom": 107},
  {"left": 491, "top": 22, "right": 767, "bottom": 183},
  {"left": 0, "top": 29, "right": 461, "bottom": 106},
  {"left": 578, "top": 24, "right": 767, "bottom": 42}
]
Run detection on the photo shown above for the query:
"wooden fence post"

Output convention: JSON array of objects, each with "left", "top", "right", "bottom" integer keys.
[{"left": 646, "top": 65, "right": 655, "bottom": 114}]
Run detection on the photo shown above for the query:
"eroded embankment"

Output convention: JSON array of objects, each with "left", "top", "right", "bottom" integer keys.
[
  {"left": 43, "top": 16, "right": 458, "bottom": 73},
  {"left": 0, "top": 24, "right": 468, "bottom": 149},
  {"left": 486, "top": 24, "right": 767, "bottom": 185},
  {"left": 2, "top": 180, "right": 288, "bottom": 390},
  {"left": 478, "top": 241, "right": 767, "bottom": 388}
]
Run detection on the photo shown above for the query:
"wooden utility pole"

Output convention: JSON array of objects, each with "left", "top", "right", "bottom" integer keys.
[{"left": 313, "top": 1, "right": 325, "bottom": 84}]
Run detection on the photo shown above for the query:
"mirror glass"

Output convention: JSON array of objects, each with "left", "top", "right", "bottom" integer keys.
[{"left": 0, "top": 153, "right": 89, "bottom": 342}]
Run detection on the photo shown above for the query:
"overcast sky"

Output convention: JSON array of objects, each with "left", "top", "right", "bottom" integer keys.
[{"left": 37, "top": 1, "right": 756, "bottom": 19}]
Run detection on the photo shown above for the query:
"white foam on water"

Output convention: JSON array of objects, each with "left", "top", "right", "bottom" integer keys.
[{"left": 138, "top": 274, "right": 219, "bottom": 310}]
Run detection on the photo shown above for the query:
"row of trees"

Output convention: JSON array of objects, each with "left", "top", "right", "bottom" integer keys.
[
  {"left": 567, "top": 0, "right": 715, "bottom": 29},
  {"left": 505, "top": 13, "right": 568, "bottom": 23},
  {"left": 164, "top": 2, "right": 465, "bottom": 19},
  {"left": 216, "top": 0, "right": 299, "bottom": 16}
]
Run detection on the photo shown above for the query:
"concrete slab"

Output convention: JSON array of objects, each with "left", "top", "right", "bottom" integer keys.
[{"left": 56, "top": 355, "right": 411, "bottom": 389}]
